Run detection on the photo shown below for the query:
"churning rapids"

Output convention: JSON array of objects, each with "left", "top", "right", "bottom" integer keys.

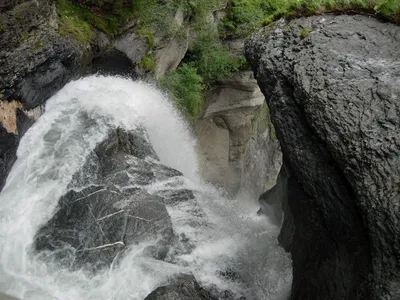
[{"left": 0, "top": 76, "right": 291, "bottom": 300}]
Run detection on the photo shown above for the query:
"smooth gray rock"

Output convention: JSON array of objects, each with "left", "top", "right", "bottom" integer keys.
[
  {"left": 113, "top": 31, "right": 148, "bottom": 67},
  {"left": 245, "top": 15, "right": 400, "bottom": 299},
  {"left": 34, "top": 127, "right": 192, "bottom": 271},
  {"left": 196, "top": 70, "right": 281, "bottom": 198},
  {"left": 154, "top": 10, "right": 190, "bottom": 78}
]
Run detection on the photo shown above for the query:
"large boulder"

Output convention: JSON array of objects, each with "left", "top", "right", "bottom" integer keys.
[
  {"left": 34, "top": 127, "right": 193, "bottom": 271},
  {"left": 245, "top": 15, "right": 400, "bottom": 299}
]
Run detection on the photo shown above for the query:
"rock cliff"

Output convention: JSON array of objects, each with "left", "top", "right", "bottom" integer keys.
[{"left": 245, "top": 15, "right": 400, "bottom": 299}]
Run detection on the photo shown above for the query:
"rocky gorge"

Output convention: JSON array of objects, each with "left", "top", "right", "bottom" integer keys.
[
  {"left": 245, "top": 14, "right": 400, "bottom": 299},
  {"left": 0, "top": 0, "right": 399, "bottom": 300}
]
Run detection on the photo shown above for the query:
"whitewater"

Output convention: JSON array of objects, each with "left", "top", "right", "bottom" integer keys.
[{"left": 0, "top": 76, "right": 291, "bottom": 300}]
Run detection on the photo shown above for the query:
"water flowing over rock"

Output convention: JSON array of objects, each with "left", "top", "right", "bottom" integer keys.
[
  {"left": 245, "top": 15, "right": 400, "bottom": 299},
  {"left": 34, "top": 127, "right": 190, "bottom": 271}
]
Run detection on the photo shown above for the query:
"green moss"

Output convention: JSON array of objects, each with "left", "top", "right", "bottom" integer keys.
[
  {"left": 15, "top": 12, "right": 27, "bottom": 24},
  {"left": 283, "top": 24, "right": 293, "bottom": 31},
  {"left": 0, "top": 24, "right": 6, "bottom": 33},
  {"left": 266, "top": 104, "right": 277, "bottom": 141},
  {"left": 139, "top": 53, "right": 155, "bottom": 72},
  {"left": 300, "top": 27, "right": 312, "bottom": 39},
  {"left": 251, "top": 102, "right": 277, "bottom": 141},
  {"left": 241, "top": 144, "right": 247, "bottom": 156},
  {"left": 138, "top": 28, "right": 155, "bottom": 49},
  {"left": 18, "top": 32, "right": 32, "bottom": 46},
  {"left": 34, "top": 39, "right": 43, "bottom": 50}
]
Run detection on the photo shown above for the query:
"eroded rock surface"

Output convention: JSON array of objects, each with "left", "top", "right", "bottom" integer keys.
[
  {"left": 196, "top": 70, "right": 281, "bottom": 198},
  {"left": 246, "top": 15, "right": 400, "bottom": 299},
  {"left": 34, "top": 127, "right": 192, "bottom": 271}
]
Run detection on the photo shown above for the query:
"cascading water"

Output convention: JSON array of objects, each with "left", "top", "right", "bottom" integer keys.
[{"left": 0, "top": 76, "right": 291, "bottom": 300}]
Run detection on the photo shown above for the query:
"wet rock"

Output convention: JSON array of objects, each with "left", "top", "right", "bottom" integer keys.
[
  {"left": 34, "top": 127, "right": 191, "bottom": 271},
  {"left": 144, "top": 274, "right": 216, "bottom": 300},
  {"left": 245, "top": 14, "right": 400, "bottom": 300},
  {"left": 258, "top": 165, "right": 289, "bottom": 227}
]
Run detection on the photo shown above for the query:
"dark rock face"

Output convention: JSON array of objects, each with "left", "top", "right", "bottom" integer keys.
[
  {"left": 144, "top": 274, "right": 216, "bottom": 300},
  {"left": 258, "top": 165, "right": 288, "bottom": 227},
  {"left": 245, "top": 15, "right": 400, "bottom": 299},
  {"left": 0, "top": 0, "right": 84, "bottom": 191},
  {"left": 0, "top": 0, "right": 84, "bottom": 109},
  {"left": 34, "top": 127, "right": 192, "bottom": 271},
  {"left": 0, "top": 109, "right": 35, "bottom": 190}
]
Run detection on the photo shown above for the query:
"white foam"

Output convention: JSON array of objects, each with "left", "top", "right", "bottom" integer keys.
[{"left": 0, "top": 76, "right": 291, "bottom": 300}]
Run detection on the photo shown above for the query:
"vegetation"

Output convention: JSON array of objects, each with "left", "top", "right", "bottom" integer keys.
[
  {"left": 222, "top": 0, "right": 400, "bottom": 37},
  {"left": 157, "top": 1, "right": 246, "bottom": 118},
  {"left": 54, "top": 0, "right": 399, "bottom": 117},
  {"left": 139, "top": 54, "right": 155, "bottom": 72},
  {"left": 34, "top": 39, "right": 44, "bottom": 50},
  {"left": 300, "top": 27, "right": 313, "bottom": 39},
  {"left": 56, "top": 0, "right": 93, "bottom": 43},
  {"left": 160, "top": 64, "right": 205, "bottom": 117}
]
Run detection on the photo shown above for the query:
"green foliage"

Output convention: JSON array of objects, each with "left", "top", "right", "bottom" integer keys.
[
  {"left": 138, "top": 28, "right": 155, "bottom": 48},
  {"left": 160, "top": 64, "right": 205, "bottom": 118},
  {"left": 139, "top": 53, "right": 155, "bottom": 72},
  {"left": 56, "top": 0, "right": 93, "bottom": 43},
  {"left": 222, "top": 0, "right": 400, "bottom": 38},
  {"left": 375, "top": 0, "right": 400, "bottom": 23},
  {"left": 189, "top": 27, "right": 245, "bottom": 85},
  {"left": 300, "top": 27, "right": 312, "bottom": 39},
  {"left": 57, "top": 0, "right": 135, "bottom": 37}
]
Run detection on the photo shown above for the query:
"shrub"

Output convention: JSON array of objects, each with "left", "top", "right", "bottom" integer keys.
[
  {"left": 160, "top": 64, "right": 205, "bottom": 118},
  {"left": 189, "top": 28, "right": 245, "bottom": 85}
]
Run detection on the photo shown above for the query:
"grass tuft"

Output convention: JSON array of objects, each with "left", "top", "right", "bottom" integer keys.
[
  {"left": 139, "top": 53, "right": 155, "bottom": 72},
  {"left": 300, "top": 27, "right": 313, "bottom": 39},
  {"left": 56, "top": 0, "right": 93, "bottom": 43},
  {"left": 160, "top": 64, "right": 205, "bottom": 118}
]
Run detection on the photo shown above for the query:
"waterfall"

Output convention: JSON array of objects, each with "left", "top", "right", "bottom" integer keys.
[{"left": 0, "top": 76, "right": 291, "bottom": 300}]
